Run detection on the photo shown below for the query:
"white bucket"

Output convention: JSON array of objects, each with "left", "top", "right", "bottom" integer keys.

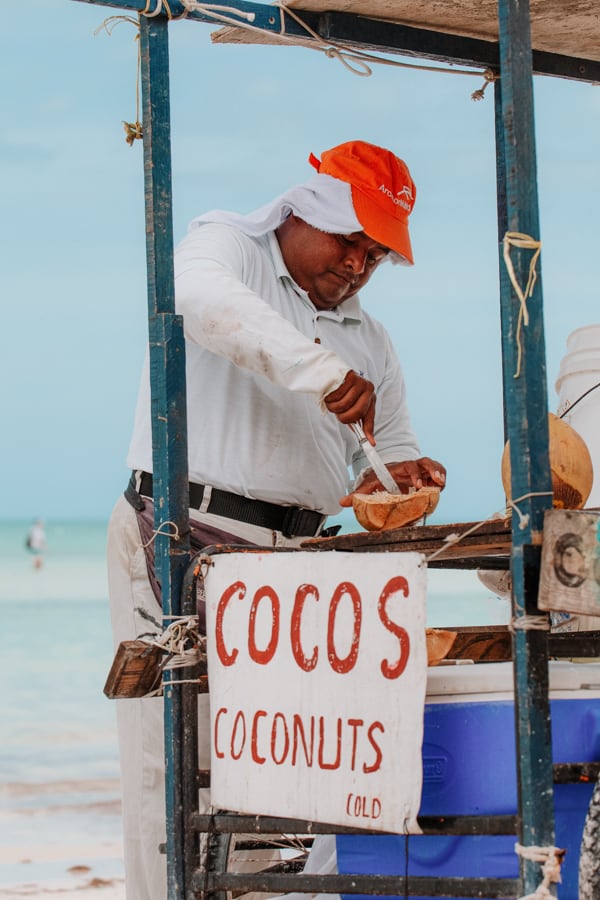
[{"left": 555, "top": 324, "right": 600, "bottom": 509}]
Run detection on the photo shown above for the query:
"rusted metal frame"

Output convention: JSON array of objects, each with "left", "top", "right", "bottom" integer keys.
[
  {"left": 554, "top": 762, "right": 600, "bottom": 784},
  {"left": 316, "top": 11, "right": 600, "bottom": 84},
  {"left": 495, "top": 0, "right": 555, "bottom": 894},
  {"left": 195, "top": 870, "right": 521, "bottom": 897},
  {"left": 191, "top": 811, "right": 518, "bottom": 835},
  {"left": 139, "top": 17, "right": 194, "bottom": 900}
]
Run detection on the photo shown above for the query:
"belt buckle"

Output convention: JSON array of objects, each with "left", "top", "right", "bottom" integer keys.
[{"left": 281, "top": 506, "right": 317, "bottom": 539}]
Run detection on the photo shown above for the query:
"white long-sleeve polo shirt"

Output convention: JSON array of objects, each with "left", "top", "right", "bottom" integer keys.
[{"left": 126, "top": 223, "right": 420, "bottom": 515}]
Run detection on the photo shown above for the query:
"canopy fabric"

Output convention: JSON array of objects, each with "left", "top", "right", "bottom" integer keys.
[{"left": 210, "top": 0, "right": 600, "bottom": 64}]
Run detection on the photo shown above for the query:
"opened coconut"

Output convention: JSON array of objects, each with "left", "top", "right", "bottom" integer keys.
[
  {"left": 501, "top": 412, "right": 593, "bottom": 510},
  {"left": 352, "top": 486, "right": 440, "bottom": 531},
  {"left": 426, "top": 628, "right": 457, "bottom": 666}
]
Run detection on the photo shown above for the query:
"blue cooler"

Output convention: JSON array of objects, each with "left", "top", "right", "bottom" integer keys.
[{"left": 337, "top": 661, "right": 600, "bottom": 899}]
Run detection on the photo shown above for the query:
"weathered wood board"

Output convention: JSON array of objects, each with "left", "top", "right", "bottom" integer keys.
[
  {"left": 539, "top": 509, "right": 600, "bottom": 617},
  {"left": 203, "top": 549, "right": 428, "bottom": 834},
  {"left": 104, "top": 640, "right": 165, "bottom": 699}
]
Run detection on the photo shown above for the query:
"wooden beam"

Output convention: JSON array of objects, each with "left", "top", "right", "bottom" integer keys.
[
  {"left": 495, "top": 1, "right": 556, "bottom": 894},
  {"left": 70, "top": 0, "right": 600, "bottom": 84},
  {"left": 139, "top": 16, "right": 193, "bottom": 900}
]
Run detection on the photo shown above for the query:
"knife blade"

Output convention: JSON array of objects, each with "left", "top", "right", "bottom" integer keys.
[{"left": 351, "top": 423, "right": 401, "bottom": 494}]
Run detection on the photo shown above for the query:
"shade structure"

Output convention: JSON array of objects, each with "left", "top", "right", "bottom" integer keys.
[{"left": 210, "top": 0, "right": 600, "bottom": 78}]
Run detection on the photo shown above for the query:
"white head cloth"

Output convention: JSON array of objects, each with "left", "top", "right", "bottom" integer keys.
[{"left": 189, "top": 173, "right": 362, "bottom": 236}]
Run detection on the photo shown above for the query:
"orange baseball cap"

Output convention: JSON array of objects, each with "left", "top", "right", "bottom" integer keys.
[{"left": 309, "top": 140, "right": 416, "bottom": 265}]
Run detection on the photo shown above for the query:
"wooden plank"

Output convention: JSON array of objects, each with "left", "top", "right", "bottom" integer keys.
[
  {"left": 449, "top": 627, "right": 512, "bottom": 661},
  {"left": 303, "top": 518, "right": 512, "bottom": 561},
  {"left": 104, "top": 639, "right": 164, "bottom": 698},
  {"left": 539, "top": 508, "right": 600, "bottom": 616},
  {"left": 435, "top": 627, "right": 600, "bottom": 661}
]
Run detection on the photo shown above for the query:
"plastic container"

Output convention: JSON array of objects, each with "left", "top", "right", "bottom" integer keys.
[
  {"left": 555, "top": 324, "right": 600, "bottom": 508},
  {"left": 337, "top": 661, "right": 600, "bottom": 900}
]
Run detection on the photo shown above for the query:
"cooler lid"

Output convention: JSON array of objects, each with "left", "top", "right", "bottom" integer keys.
[{"left": 426, "top": 660, "right": 600, "bottom": 702}]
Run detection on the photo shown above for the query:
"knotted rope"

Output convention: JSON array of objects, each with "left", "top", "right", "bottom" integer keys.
[
  {"left": 141, "top": 520, "right": 181, "bottom": 548},
  {"left": 425, "top": 491, "right": 553, "bottom": 563},
  {"left": 181, "top": 0, "right": 497, "bottom": 97},
  {"left": 502, "top": 232, "right": 542, "bottom": 378},
  {"left": 140, "top": 615, "right": 206, "bottom": 695},
  {"left": 515, "top": 843, "right": 563, "bottom": 899},
  {"left": 509, "top": 615, "right": 550, "bottom": 633}
]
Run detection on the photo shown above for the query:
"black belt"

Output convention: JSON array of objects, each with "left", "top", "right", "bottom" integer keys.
[{"left": 127, "top": 471, "right": 327, "bottom": 539}]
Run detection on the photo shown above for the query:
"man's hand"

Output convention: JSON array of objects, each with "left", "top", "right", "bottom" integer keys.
[
  {"left": 324, "top": 370, "right": 376, "bottom": 442},
  {"left": 340, "top": 457, "right": 446, "bottom": 507}
]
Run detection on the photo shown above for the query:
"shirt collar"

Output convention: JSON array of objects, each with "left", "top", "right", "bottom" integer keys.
[{"left": 267, "top": 231, "right": 363, "bottom": 324}]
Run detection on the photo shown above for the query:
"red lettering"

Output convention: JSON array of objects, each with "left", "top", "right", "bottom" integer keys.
[
  {"left": 271, "top": 712, "right": 290, "bottom": 765},
  {"left": 347, "top": 718, "right": 364, "bottom": 771},
  {"left": 216, "top": 581, "right": 246, "bottom": 666},
  {"left": 363, "top": 721, "right": 384, "bottom": 773},
  {"left": 248, "top": 585, "right": 279, "bottom": 664},
  {"left": 318, "top": 716, "right": 342, "bottom": 770},
  {"left": 291, "top": 714, "right": 315, "bottom": 767},
  {"left": 291, "top": 584, "right": 319, "bottom": 671},
  {"left": 231, "top": 710, "right": 246, "bottom": 760},
  {"left": 327, "top": 582, "right": 361, "bottom": 674},
  {"left": 378, "top": 576, "right": 410, "bottom": 679},
  {"left": 346, "top": 793, "right": 383, "bottom": 818},
  {"left": 251, "top": 710, "right": 267, "bottom": 764},
  {"left": 214, "top": 707, "right": 227, "bottom": 759}
]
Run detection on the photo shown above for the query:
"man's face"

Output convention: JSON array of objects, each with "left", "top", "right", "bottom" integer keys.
[{"left": 277, "top": 215, "right": 390, "bottom": 311}]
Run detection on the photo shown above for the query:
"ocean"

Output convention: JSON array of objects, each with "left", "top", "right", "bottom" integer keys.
[
  {"left": 0, "top": 521, "right": 122, "bottom": 893},
  {"left": 0, "top": 516, "right": 510, "bottom": 893}
]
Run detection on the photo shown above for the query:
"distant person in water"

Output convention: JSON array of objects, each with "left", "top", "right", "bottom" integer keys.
[{"left": 26, "top": 519, "right": 46, "bottom": 569}]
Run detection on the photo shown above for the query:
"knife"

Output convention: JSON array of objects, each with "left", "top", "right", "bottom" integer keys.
[{"left": 351, "top": 423, "right": 401, "bottom": 494}]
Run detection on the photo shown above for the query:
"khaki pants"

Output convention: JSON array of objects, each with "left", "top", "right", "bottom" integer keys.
[{"left": 107, "top": 494, "right": 336, "bottom": 900}]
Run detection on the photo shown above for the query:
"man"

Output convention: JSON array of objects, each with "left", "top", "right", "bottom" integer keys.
[{"left": 107, "top": 139, "right": 446, "bottom": 899}]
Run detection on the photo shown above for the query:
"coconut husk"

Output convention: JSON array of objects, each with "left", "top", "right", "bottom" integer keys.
[
  {"left": 352, "top": 486, "right": 440, "bottom": 531},
  {"left": 426, "top": 628, "right": 458, "bottom": 666},
  {"left": 501, "top": 412, "right": 593, "bottom": 510}
]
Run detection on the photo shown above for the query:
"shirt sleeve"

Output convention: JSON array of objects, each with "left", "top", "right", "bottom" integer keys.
[{"left": 174, "top": 224, "right": 349, "bottom": 408}]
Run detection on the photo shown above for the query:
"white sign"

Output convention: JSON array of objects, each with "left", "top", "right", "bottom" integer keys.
[{"left": 203, "top": 550, "right": 427, "bottom": 834}]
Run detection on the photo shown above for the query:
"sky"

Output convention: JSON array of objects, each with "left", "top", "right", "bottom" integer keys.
[{"left": 1, "top": 0, "right": 599, "bottom": 525}]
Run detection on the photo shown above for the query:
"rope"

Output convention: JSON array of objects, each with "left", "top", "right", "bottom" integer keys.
[
  {"left": 141, "top": 520, "right": 181, "bottom": 548},
  {"left": 425, "top": 512, "right": 506, "bottom": 562},
  {"left": 515, "top": 843, "right": 563, "bottom": 899},
  {"left": 150, "top": 614, "right": 202, "bottom": 652},
  {"left": 141, "top": 615, "right": 206, "bottom": 695},
  {"left": 94, "top": 15, "right": 144, "bottom": 144},
  {"left": 510, "top": 615, "right": 550, "bottom": 633},
  {"left": 180, "top": 0, "right": 257, "bottom": 24},
  {"left": 425, "top": 490, "right": 553, "bottom": 563},
  {"left": 502, "top": 232, "right": 542, "bottom": 379},
  {"left": 181, "top": 0, "right": 497, "bottom": 96},
  {"left": 471, "top": 69, "right": 498, "bottom": 100},
  {"left": 507, "top": 491, "right": 554, "bottom": 531}
]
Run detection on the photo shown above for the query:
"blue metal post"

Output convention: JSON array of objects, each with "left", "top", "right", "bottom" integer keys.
[
  {"left": 495, "top": 0, "right": 556, "bottom": 894},
  {"left": 139, "top": 15, "right": 191, "bottom": 900}
]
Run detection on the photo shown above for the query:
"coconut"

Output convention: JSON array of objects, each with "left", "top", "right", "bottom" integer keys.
[
  {"left": 352, "top": 486, "right": 440, "bottom": 531},
  {"left": 426, "top": 628, "right": 457, "bottom": 666},
  {"left": 501, "top": 412, "right": 593, "bottom": 510}
]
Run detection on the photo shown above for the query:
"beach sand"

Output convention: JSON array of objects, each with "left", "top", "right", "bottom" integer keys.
[
  {"left": 0, "top": 880, "right": 125, "bottom": 900},
  {"left": 0, "top": 843, "right": 125, "bottom": 900}
]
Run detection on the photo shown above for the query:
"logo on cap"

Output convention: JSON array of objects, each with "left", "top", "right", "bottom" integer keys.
[{"left": 378, "top": 183, "right": 413, "bottom": 212}]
